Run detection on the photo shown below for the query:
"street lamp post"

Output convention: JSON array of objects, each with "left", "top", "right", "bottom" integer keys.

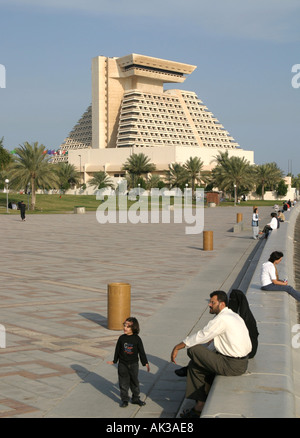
[
  {"left": 234, "top": 184, "right": 237, "bottom": 207},
  {"left": 5, "top": 179, "right": 9, "bottom": 213}
]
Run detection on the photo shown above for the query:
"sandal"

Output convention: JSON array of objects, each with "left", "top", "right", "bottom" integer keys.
[{"left": 180, "top": 408, "right": 201, "bottom": 418}]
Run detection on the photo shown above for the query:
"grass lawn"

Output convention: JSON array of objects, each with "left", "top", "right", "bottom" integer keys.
[
  {"left": 0, "top": 193, "right": 100, "bottom": 214},
  {"left": 0, "top": 192, "right": 286, "bottom": 214},
  {"left": 219, "top": 199, "right": 283, "bottom": 207}
]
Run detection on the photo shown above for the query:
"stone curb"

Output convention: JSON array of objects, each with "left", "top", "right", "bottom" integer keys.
[{"left": 201, "top": 204, "right": 300, "bottom": 418}]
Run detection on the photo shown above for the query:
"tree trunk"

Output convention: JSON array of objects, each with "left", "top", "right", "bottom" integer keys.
[
  {"left": 192, "top": 179, "right": 195, "bottom": 199},
  {"left": 31, "top": 177, "right": 36, "bottom": 210}
]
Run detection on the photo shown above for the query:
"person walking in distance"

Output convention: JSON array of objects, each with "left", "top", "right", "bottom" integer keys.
[{"left": 18, "top": 200, "right": 26, "bottom": 221}]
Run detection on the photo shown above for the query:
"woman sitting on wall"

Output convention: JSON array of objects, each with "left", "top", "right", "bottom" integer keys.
[
  {"left": 260, "top": 251, "right": 300, "bottom": 302},
  {"left": 260, "top": 213, "right": 278, "bottom": 238}
]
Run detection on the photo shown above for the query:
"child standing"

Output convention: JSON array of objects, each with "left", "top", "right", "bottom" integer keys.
[
  {"left": 107, "top": 317, "right": 150, "bottom": 408},
  {"left": 252, "top": 207, "right": 259, "bottom": 240}
]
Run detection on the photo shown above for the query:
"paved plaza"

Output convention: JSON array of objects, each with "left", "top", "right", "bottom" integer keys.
[{"left": 0, "top": 206, "right": 273, "bottom": 418}]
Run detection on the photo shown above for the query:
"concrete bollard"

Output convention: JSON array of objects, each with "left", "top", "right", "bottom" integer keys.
[
  {"left": 203, "top": 230, "right": 213, "bottom": 251},
  {"left": 74, "top": 206, "right": 85, "bottom": 214},
  {"left": 107, "top": 283, "right": 131, "bottom": 330},
  {"left": 237, "top": 213, "right": 243, "bottom": 223}
]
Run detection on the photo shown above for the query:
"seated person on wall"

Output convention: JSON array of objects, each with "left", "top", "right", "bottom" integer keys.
[
  {"left": 171, "top": 291, "right": 252, "bottom": 418},
  {"left": 260, "top": 212, "right": 278, "bottom": 238},
  {"left": 277, "top": 210, "right": 285, "bottom": 222},
  {"left": 260, "top": 251, "right": 300, "bottom": 302}
]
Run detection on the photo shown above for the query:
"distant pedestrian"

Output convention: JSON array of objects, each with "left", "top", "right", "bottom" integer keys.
[
  {"left": 107, "top": 317, "right": 150, "bottom": 408},
  {"left": 18, "top": 201, "right": 26, "bottom": 221},
  {"left": 252, "top": 207, "right": 259, "bottom": 239}
]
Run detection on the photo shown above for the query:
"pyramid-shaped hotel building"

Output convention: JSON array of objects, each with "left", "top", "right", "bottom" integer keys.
[{"left": 54, "top": 54, "right": 254, "bottom": 187}]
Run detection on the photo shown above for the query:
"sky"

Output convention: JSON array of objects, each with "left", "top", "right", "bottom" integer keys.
[{"left": 0, "top": 0, "right": 300, "bottom": 175}]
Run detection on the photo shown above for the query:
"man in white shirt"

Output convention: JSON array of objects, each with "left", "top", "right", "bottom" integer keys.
[{"left": 171, "top": 291, "right": 252, "bottom": 417}]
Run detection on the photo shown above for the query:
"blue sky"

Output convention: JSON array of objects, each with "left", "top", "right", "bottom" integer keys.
[{"left": 0, "top": 0, "right": 300, "bottom": 174}]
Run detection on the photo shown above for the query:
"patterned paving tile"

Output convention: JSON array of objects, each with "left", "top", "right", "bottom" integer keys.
[
  {"left": 0, "top": 399, "right": 38, "bottom": 417},
  {"left": 0, "top": 207, "right": 272, "bottom": 416}
]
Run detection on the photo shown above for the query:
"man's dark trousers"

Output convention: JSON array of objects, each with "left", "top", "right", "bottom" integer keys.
[{"left": 186, "top": 344, "right": 248, "bottom": 402}]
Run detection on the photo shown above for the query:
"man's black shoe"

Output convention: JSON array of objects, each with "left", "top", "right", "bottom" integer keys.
[
  {"left": 120, "top": 401, "right": 128, "bottom": 408},
  {"left": 132, "top": 399, "right": 146, "bottom": 406},
  {"left": 175, "top": 366, "right": 188, "bottom": 377}
]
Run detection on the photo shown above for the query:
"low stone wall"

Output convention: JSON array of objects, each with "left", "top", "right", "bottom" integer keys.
[{"left": 201, "top": 204, "right": 300, "bottom": 418}]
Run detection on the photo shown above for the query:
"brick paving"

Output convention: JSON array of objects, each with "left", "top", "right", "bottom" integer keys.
[{"left": 0, "top": 206, "right": 272, "bottom": 417}]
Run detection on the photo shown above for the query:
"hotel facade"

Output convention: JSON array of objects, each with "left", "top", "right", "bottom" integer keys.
[{"left": 53, "top": 54, "right": 254, "bottom": 191}]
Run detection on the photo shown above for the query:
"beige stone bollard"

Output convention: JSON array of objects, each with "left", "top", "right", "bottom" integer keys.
[
  {"left": 107, "top": 283, "right": 131, "bottom": 330},
  {"left": 74, "top": 206, "right": 85, "bottom": 214},
  {"left": 237, "top": 213, "right": 243, "bottom": 223},
  {"left": 203, "top": 231, "right": 213, "bottom": 251}
]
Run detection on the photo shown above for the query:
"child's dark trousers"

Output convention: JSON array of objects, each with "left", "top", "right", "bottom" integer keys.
[{"left": 118, "top": 362, "right": 140, "bottom": 402}]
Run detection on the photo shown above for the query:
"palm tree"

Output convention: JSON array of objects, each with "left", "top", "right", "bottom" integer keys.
[
  {"left": 54, "top": 162, "right": 80, "bottom": 193},
  {"left": 254, "top": 163, "right": 283, "bottom": 200},
  {"left": 166, "top": 162, "right": 188, "bottom": 189},
  {"left": 88, "top": 171, "right": 115, "bottom": 190},
  {"left": 122, "top": 153, "right": 156, "bottom": 187},
  {"left": 0, "top": 137, "right": 12, "bottom": 172},
  {"left": 211, "top": 152, "right": 254, "bottom": 202},
  {"left": 146, "top": 174, "right": 164, "bottom": 190},
  {"left": 183, "top": 156, "right": 205, "bottom": 198},
  {"left": 212, "top": 150, "right": 230, "bottom": 169},
  {"left": 254, "top": 164, "right": 271, "bottom": 200},
  {"left": 8, "top": 141, "right": 59, "bottom": 210},
  {"left": 265, "top": 162, "right": 284, "bottom": 190},
  {"left": 292, "top": 173, "right": 300, "bottom": 192}
]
